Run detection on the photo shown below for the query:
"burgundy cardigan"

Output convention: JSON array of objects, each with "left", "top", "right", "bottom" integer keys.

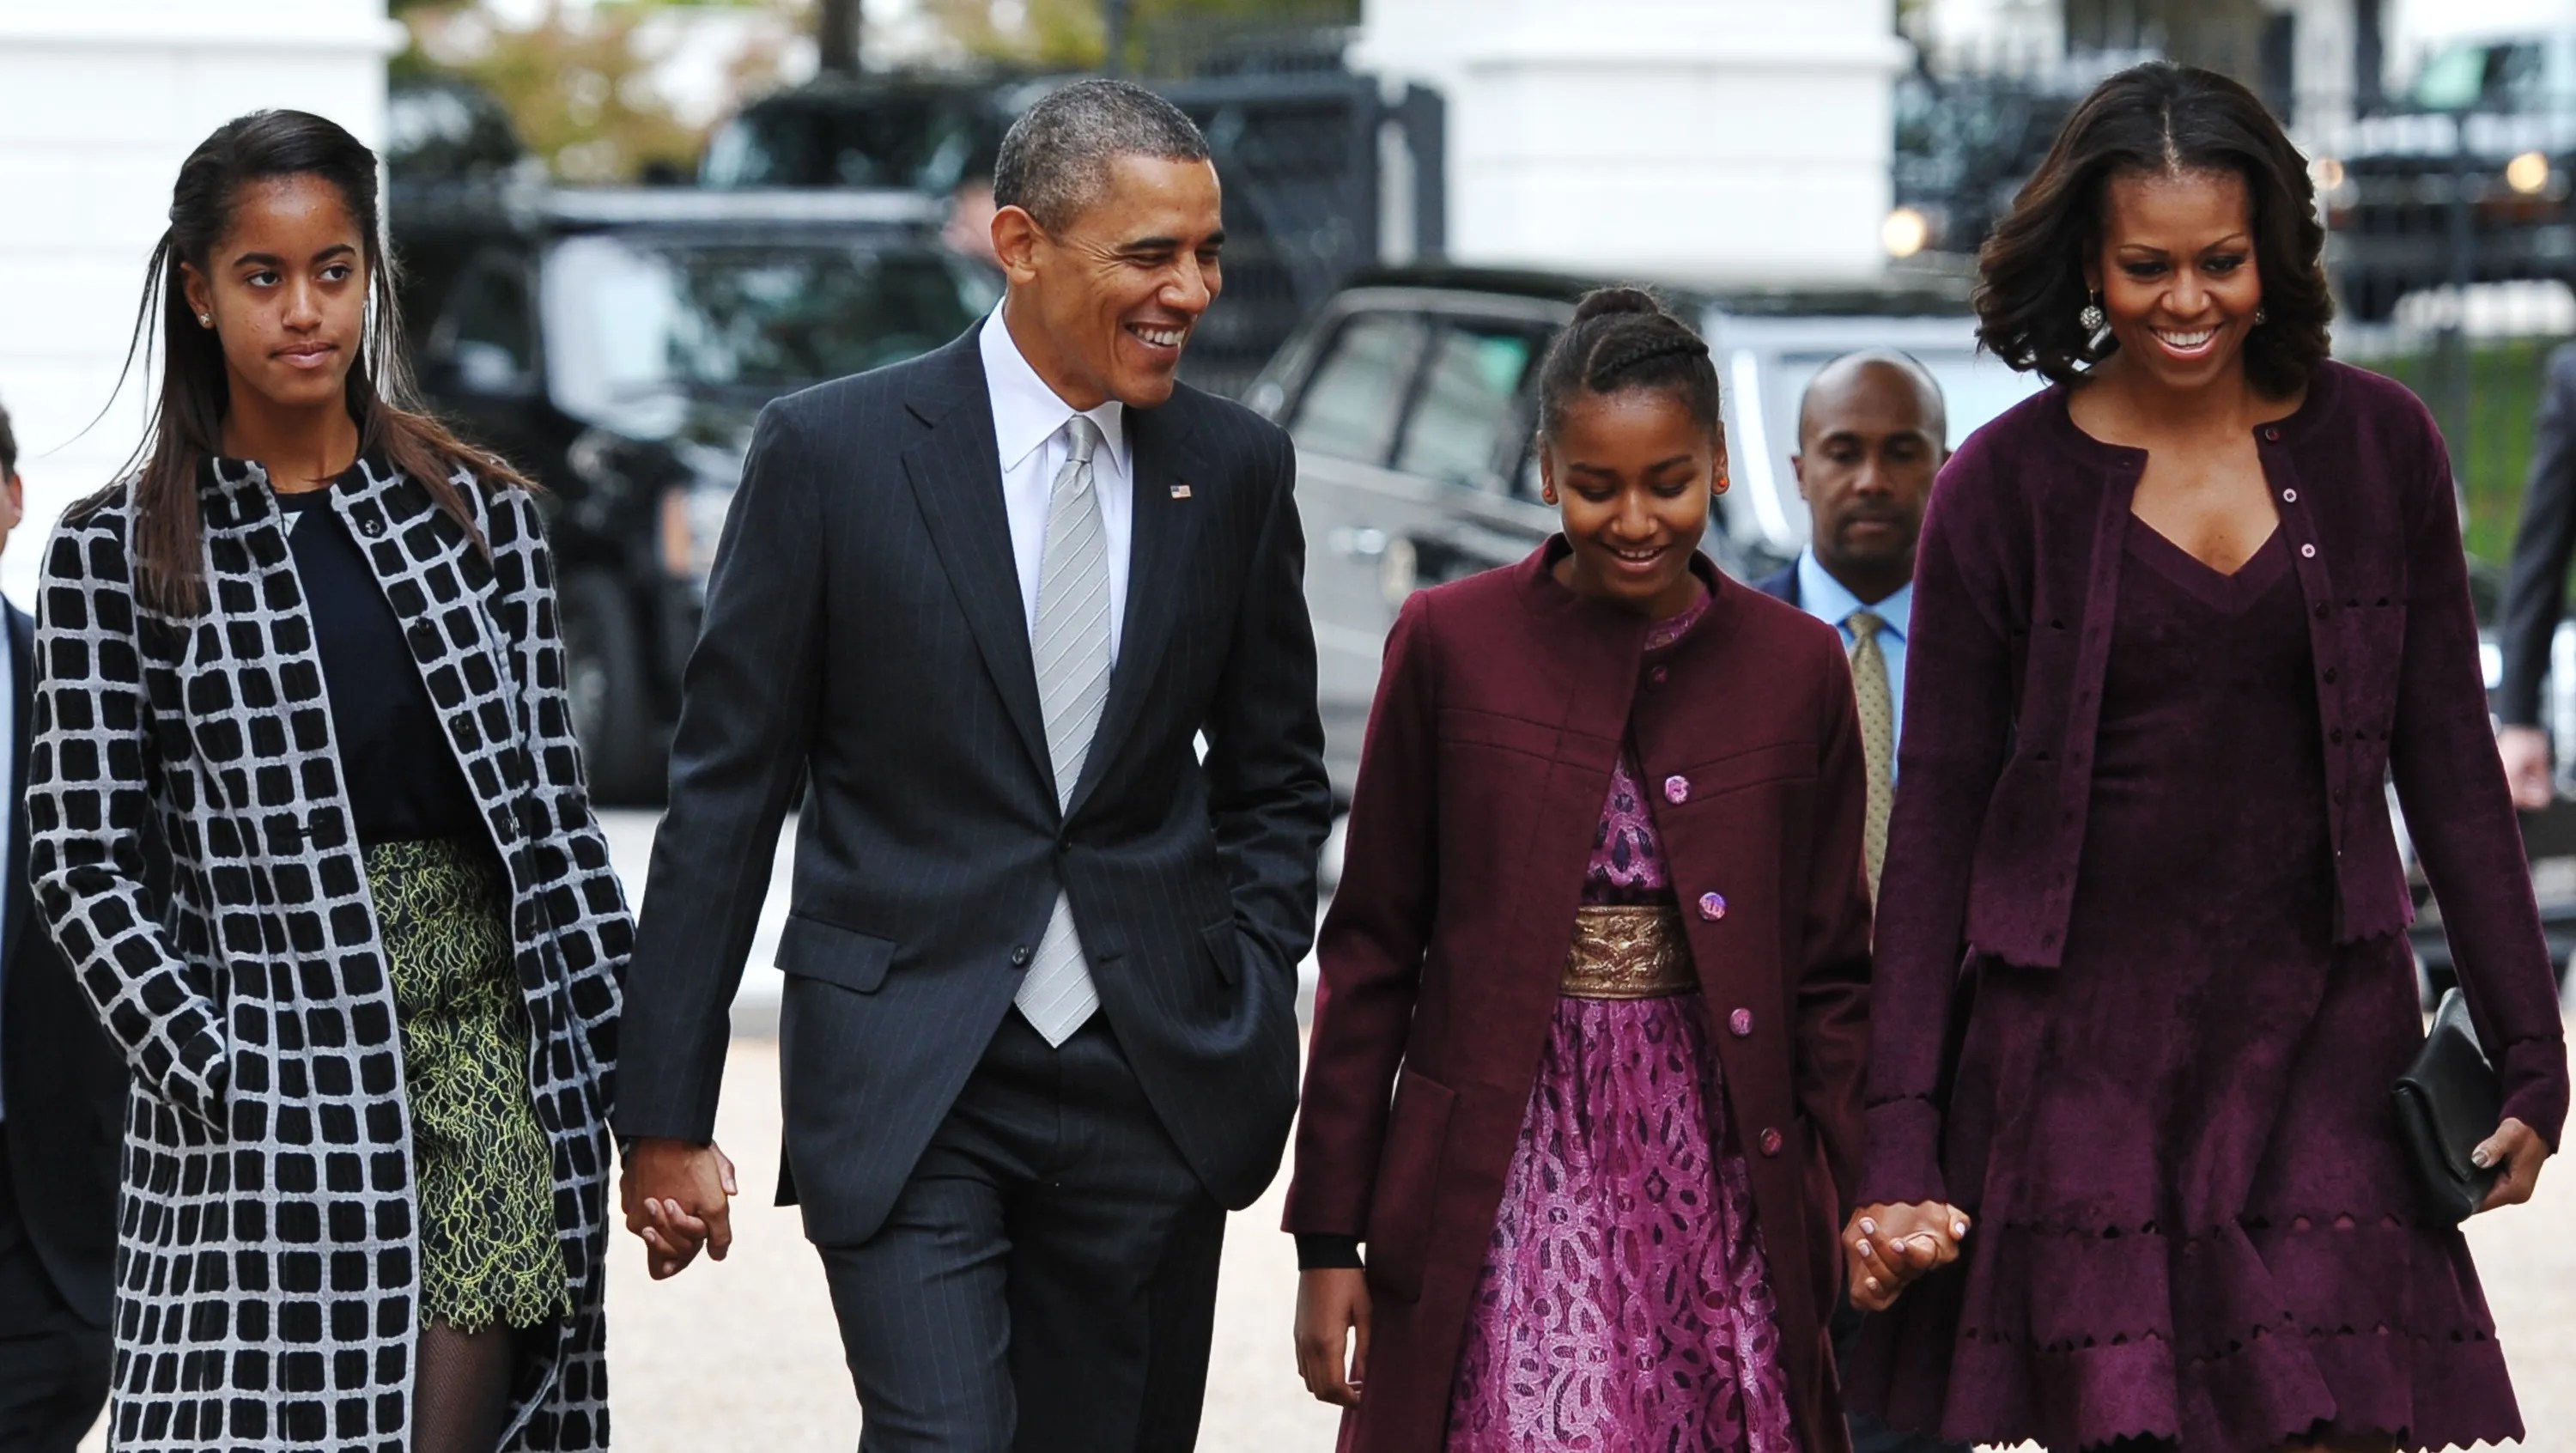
[
  {"left": 1285, "top": 544, "right": 1873, "bottom": 1453},
  {"left": 1863, "top": 360, "right": 2573, "bottom": 1208}
]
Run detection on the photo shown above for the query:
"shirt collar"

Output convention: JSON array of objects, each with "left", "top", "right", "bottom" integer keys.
[
  {"left": 980, "top": 300, "right": 1128, "bottom": 476},
  {"left": 1796, "top": 548, "right": 1911, "bottom": 639}
]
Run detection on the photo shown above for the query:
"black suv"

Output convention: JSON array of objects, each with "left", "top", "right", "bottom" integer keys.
[{"left": 392, "top": 180, "right": 999, "bottom": 799}]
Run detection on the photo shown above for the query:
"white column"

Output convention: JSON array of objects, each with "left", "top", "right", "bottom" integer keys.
[
  {"left": 0, "top": 0, "right": 403, "bottom": 602},
  {"left": 1358, "top": 0, "right": 1909, "bottom": 283}
]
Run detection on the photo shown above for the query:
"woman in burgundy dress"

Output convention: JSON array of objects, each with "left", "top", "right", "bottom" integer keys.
[
  {"left": 1283, "top": 288, "right": 1878, "bottom": 1452},
  {"left": 1846, "top": 63, "right": 2568, "bottom": 1453}
]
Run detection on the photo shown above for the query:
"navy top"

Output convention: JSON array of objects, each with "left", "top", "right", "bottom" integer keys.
[{"left": 275, "top": 484, "right": 481, "bottom": 847}]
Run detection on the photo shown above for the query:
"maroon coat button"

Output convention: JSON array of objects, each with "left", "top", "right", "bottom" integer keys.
[
  {"left": 1728, "top": 1007, "right": 1753, "bottom": 1037},
  {"left": 1698, "top": 891, "right": 1727, "bottom": 921},
  {"left": 1758, "top": 1127, "right": 1783, "bottom": 1157},
  {"left": 1663, "top": 775, "right": 1690, "bottom": 805}
]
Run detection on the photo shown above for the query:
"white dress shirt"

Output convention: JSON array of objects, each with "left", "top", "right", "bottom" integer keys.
[
  {"left": 979, "top": 302, "right": 1133, "bottom": 663},
  {"left": 1795, "top": 548, "right": 1911, "bottom": 753}
]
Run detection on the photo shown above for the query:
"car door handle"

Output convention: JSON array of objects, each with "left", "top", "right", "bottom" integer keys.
[{"left": 1330, "top": 526, "right": 1390, "bottom": 561}]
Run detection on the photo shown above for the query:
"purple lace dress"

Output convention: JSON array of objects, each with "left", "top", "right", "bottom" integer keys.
[{"left": 1443, "top": 595, "right": 1801, "bottom": 1453}]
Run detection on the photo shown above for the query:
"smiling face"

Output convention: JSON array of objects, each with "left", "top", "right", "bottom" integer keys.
[
  {"left": 179, "top": 173, "right": 368, "bottom": 419},
  {"left": 991, "top": 153, "right": 1224, "bottom": 410},
  {"left": 2087, "top": 166, "right": 2263, "bottom": 394},
  {"left": 1540, "top": 386, "right": 1724, "bottom": 618}
]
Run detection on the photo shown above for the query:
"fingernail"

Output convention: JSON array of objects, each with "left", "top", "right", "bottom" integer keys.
[
  {"left": 2471, "top": 1148, "right": 2494, "bottom": 1169},
  {"left": 1859, "top": 1218, "right": 1877, "bottom": 1235},
  {"left": 1954, "top": 1220, "right": 1970, "bottom": 1237}
]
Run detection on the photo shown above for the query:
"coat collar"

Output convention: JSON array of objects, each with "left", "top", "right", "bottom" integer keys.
[{"left": 901, "top": 322, "right": 1206, "bottom": 818}]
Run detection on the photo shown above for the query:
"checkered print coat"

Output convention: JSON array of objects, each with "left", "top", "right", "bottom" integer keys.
[{"left": 27, "top": 455, "right": 632, "bottom": 1451}]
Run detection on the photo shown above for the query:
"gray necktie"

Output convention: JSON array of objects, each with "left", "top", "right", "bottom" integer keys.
[
  {"left": 1847, "top": 609, "right": 1894, "bottom": 900},
  {"left": 1018, "top": 416, "right": 1111, "bottom": 1045}
]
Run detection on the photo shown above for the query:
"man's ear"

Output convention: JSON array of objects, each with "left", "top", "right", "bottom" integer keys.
[{"left": 989, "top": 205, "right": 1047, "bottom": 288}]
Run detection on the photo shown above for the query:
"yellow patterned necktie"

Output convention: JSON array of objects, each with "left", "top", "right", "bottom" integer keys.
[{"left": 1847, "top": 609, "right": 1894, "bottom": 899}]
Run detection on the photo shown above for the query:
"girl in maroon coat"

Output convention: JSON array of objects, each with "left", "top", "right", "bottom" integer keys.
[
  {"left": 1847, "top": 64, "right": 2567, "bottom": 1453},
  {"left": 1285, "top": 288, "right": 1878, "bottom": 1453}
]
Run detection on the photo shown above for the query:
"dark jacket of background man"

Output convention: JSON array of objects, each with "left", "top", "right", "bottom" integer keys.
[
  {"left": 2494, "top": 343, "right": 2576, "bottom": 807},
  {"left": 0, "top": 403, "right": 125, "bottom": 1453}
]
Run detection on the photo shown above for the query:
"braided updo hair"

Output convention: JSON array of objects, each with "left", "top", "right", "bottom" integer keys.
[{"left": 1535, "top": 286, "right": 1722, "bottom": 444}]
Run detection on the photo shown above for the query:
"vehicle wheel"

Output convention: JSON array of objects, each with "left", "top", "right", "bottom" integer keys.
[{"left": 558, "top": 569, "right": 667, "bottom": 805}]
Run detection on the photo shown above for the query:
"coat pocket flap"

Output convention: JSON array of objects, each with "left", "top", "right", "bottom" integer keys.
[{"left": 775, "top": 915, "right": 896, "bottom": 994}]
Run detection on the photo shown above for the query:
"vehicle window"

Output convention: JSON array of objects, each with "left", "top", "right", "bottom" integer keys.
[
  {"left": 541, "top": 235, "right": 996, "bottom": 417},
  {"left": 1394, "top": 322, "right": 1544, "bottom": 488},
  {"left": 434, "top": 253, "right": 538, "bottom": 393},
  {"left": 1287, "top": 313, "right": 1425, "bottom": 465},
  {"left": 2414, "top": 40, "right": 2544, "bottom": 112}
]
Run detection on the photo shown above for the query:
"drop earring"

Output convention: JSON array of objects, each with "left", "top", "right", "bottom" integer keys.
[
  {"left": 2253, "top": 306, "right": 2269, "bottom": 325},
  {"left": 2078, "top": 293, "right": 2106, "bottom": 332}
]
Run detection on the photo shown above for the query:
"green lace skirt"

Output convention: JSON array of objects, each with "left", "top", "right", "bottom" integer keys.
[{"left": 371, "top": 837, "right": 569, "bottom": 1334}]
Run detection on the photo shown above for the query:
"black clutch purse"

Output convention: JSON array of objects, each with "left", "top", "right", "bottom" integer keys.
[{"left": 2391, "top": 988, "right": 2502, "bottom": 1225}]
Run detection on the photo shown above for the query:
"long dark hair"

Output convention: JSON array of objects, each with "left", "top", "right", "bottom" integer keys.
[
  {"left": 106, "top": 109, "right": 526, "bottom": 612},
  {"left": 1974, "top": 62, "right": 2331, "bottom": 396}
]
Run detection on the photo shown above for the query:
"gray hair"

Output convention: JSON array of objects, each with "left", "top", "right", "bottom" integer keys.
[{"left": 993, "top": 79, "right": 1212, "bottom": 232}]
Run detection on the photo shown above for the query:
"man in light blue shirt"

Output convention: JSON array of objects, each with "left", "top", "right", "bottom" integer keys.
[{"left": 1757, "top": 351, "right": 1961, "bottom": 1453}]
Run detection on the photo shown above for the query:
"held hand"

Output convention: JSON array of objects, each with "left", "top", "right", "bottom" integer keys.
[
  {"left": 2475, "top": 1116, "right": 2552, "bottom": 1213},
  {"left": 2499, "top": 726, "right": 2555, "bottom": 812},
  {"left": 621, "top": 1137, "right": 739, "bottom": 1280},
  {"left": 1844, "top": 1201, "right": 1971, "bottom": 1312},
  {"left": 1293, "top": 1268, "right": 1372, "bottom": 1407}
]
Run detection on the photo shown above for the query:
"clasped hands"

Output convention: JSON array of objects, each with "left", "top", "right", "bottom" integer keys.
[
  {"left": 1844, "top": 1201, "right": 1972, "bottom": 1312},
  {"left": 620, "top": 1136, "right": 740, "bottom": 1280}
]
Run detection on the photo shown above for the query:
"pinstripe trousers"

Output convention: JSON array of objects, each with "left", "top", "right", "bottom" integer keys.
[{"left": 815, "top": 1012, "right": 1224, "bottom": 1453}]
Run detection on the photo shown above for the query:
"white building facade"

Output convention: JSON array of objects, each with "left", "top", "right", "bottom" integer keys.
[
  {"left": 1355, "top": 0, "right": 1911, "bottom": 283},
  {"left": 0, "top": 0, "right": 401, "bottom": 601}
]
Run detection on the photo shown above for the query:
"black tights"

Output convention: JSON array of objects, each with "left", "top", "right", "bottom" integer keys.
[{"left": 414, "top": 1322, "right": 517, "bottom": 1453}]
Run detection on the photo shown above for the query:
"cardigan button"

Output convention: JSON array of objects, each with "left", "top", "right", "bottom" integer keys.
[
  {"left": 2281, "top": 488, "right": 2298, "bottom": 502},
  {"left": 2323, "top": 667, "right": 2337, "bottom": 684},
  {"left": 1728, "top": 1007, "right": 1753, "bottom": 1037},
  {"left": 1663, "top": 775, "right": 1690, "bottom": 806},
  {"left": 2262, "top": 426, "right": 2281, "bottom": 441},
  {"left": 2300, "top": 544, "right": 2317, "bottom": 560},
  {"left": 1758, "top": 1127, "right": 1783, "bottom": 1157},
  {"left": 359, "top": 515, "right": 386, "bottom": 538},
  {"left": 1698, "top": 891, "right": 1728, "bottom": 922}
]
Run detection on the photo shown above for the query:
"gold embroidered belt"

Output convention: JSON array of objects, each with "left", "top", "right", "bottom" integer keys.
[{"left": 1561, "top": 904, "right": 1695, "bottom": 1000}]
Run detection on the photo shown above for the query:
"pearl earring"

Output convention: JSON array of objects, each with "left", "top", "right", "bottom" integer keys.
[
  {"left": 2078, "top": 293, "right": 2106, "bottom": 332},
  {"left": 197, "top": 313, "right": 212, "bottom": 327},
  {"left": 2253, "top": 307, "right": 2269, "bottom": 325}
]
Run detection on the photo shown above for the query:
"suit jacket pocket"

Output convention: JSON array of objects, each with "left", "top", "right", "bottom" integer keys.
[
  {"left": 1200, "top": 918, "right": 1242, "bottom": 988},
  {"left": 775, "top": 914, "right": 896, "bottom": 994},
  {"left": 1363, "top": 1067, "right": 1455, "bottom": 1304}
]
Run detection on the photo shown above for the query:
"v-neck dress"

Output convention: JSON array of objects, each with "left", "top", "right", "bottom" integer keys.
[{"left": 1859, "top": 521, "right": 2519, "bottom": 1450}]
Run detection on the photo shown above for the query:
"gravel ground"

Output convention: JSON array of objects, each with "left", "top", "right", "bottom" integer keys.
[{"left": 76, "top": 810, "right": 2576, "bottom": 1450}]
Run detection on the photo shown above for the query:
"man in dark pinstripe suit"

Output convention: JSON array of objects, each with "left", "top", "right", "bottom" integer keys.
[{"left": 615, "top": 80, "right": 1332, "bottom": 1451}]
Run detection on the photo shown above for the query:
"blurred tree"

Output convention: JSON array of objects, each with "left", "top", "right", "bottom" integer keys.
[
  {"left": 820, "top": 0, "right": 861, "bottom": 74},
  {"left": 920, "top": 0, "right": 1358, "bottom": 72},
  {"left": 400, "top": 2, "right": 793, "bottom": 180}
]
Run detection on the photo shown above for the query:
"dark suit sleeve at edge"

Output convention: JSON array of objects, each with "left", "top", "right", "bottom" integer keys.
[
  {"left": 613, "top": 398, "right": 828, "bottom": 1144},
  {"left": 2495, "top": 345, "right": 2576, "bottom": 728},
  {"left": 2391, "top": 436, "right": 2571, "bottom": 1147},
  {"left": 1203, "top": 428, "right": 1334, "bottom": 987}
]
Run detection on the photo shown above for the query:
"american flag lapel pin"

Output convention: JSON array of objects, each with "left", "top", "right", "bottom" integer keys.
[{"left": 1170, "top": 482, "right": 1193, "bottom": 500}]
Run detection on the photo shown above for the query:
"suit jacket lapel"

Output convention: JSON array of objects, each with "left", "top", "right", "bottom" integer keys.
[
  {"left": 902, "top": 334, "right": 1054, "bottom": 787},
  {"left": 1066, "top": 403, "right": 1202, "bottom": 818},
  {"left": 6, "top": 607, "right": 33, "bottom": 972}
]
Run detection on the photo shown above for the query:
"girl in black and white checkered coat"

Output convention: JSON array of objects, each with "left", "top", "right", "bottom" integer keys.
[{"left": 27, "top": 112, "right": 630, "bottom": 1451}]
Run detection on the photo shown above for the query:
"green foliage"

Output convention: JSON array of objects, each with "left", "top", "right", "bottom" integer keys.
[{"left": 2366, "top": 338, "right": 2561, "bottom": 564}]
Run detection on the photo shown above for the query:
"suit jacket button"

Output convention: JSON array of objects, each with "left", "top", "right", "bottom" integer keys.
[
  {"left": 1728, "top": 1007, "right": 1753, "bottom": 1037},
  {"left": 1663, "top": 775, "right": 1690, "bottom": 806},
  {"left": 1698, "top": 891, "right": 1727, "bottom": 921},
  {"left": 1010, "top": 945, "right": 1034, "bottom": 968},
  {"left": 359, "top": 515, "right": 386, "bottom": 538},
  {"left": 1758, "top": 1127, "right": 1783, "bottom": 1157}
]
